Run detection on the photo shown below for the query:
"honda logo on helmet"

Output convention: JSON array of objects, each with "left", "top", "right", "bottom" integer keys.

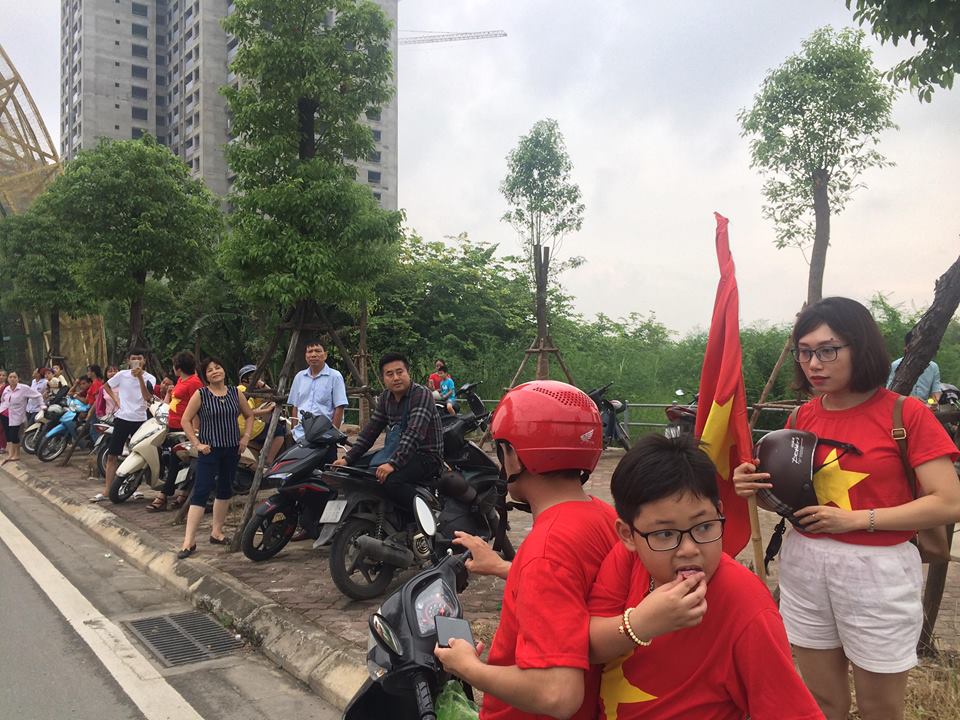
[{"left": 580, "top": 429, "right": 595, "bottom": 443}]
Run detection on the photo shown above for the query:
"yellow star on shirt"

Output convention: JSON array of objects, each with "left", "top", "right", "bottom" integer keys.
[
  {"left": 600, "top": 654, "right": 657, "bottom": 720},
  {"left": 812, "top": 449, "right": 870, "bottom": 510}
]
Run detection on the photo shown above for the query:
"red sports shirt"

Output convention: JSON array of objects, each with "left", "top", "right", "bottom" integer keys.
[
  {"left": 168, "top": 374, "right": 203, "bottom": 431},
  {"left": 86, "top": 379, "right": 103, "bottom": 406},
  {"left": 589, "top": 547, "right": 823, "bottom": 720},
  {"left": 791, "top": 389, "right": 958, "bottom": 546},
  {"left": 481, "top": 497, "right": 619, "bottom": 720}
]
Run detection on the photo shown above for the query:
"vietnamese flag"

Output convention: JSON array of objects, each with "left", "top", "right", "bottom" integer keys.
[{"left": 694, "top": 213, "right": 752, "bottom": 556}]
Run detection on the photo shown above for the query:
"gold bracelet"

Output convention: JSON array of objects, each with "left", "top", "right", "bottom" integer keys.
[{"left": 618, "top": 607, "right": 651, "bottom": 647}]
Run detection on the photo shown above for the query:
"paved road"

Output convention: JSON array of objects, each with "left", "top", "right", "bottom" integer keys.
[{"left": 0, "top": 474, "right": 342, "bottom": 720}]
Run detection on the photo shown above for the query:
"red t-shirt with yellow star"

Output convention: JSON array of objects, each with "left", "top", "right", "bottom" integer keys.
[
  {"left": 791, "top": 388, "right": 958, "bottom": 546},
  {"left": 588, "top": 547, "right": 823, "bottom": 720},
  {"left": 480, "top": 497, "right": 619, "bottom": 720}
]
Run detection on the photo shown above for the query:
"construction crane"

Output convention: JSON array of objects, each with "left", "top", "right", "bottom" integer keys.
[{"left": 399, "top": 30, "right": 507, "bottom": 46}]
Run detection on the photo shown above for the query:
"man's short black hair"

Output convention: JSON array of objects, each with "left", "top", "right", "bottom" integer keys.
[
  {"left": 610, "top": 433, "right": 720, "bottom": 524},
  {"left": 128, "top": 346, "right": 148, "bottom": 357},
  {"left": 379, "top": 352, "right": 409, "bottom": 374},
  {"left": 304, "top": 339, "right": 326, "bottom": 350},
  {"left": 791, "top": 297, "right": 889, "bottom": 394},
  {"left": 173, "top": 351, "right": 196, "bottom": 374}
]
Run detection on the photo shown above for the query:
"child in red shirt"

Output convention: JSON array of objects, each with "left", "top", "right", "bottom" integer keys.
[
  {"left": 588, "top": 434, "right": 823, "bottom": 720},
  {"left": 435, "top": 380, "right": 619, "bottom": 720}
]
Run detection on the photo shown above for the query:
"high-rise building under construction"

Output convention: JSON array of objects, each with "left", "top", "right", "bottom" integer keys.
[{"left": 59, "top": 0, "right": 398, "bottom": 208}]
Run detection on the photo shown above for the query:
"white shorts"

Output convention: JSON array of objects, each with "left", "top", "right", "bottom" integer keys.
[{"left": 779, "top": 529, "right": 922, "bottom": 674}]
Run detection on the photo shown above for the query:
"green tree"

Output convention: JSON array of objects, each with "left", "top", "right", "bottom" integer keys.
[
  {"left": 37, "top": 136, "right": 221, "bottom": 353},
  {"left": 220, "top": 0, "right": 402, "bottom": 317},
  {"left": 500, "top": 118, "right": 585, "bottom": 378},
  {"left": 847, "top": 0, "right": 960, "bottom": 102},
  {"left": 738, "top": 27, "right": 896, "bottom": 303},
  {"left": 0, "top": 198, "right": 94, "bottom": 354}
]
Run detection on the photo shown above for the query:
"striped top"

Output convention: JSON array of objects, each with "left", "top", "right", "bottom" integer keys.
[{"left": 197, "top": 385, "right": 242, "bottom": 448}]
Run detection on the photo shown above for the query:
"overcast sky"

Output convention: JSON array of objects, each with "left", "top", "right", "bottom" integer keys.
[{"left": 4, "top": 1, "right": 958, "bottom": 333}]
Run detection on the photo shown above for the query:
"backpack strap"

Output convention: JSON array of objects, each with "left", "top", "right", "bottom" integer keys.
[
  {"left": 787, "top": 405, "right": 801, "bottom": 429},
  {"left": 892, "top": 395, "right": 918, "bottom": 499}
]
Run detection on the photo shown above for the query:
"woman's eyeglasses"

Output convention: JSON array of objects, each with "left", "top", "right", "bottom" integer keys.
[{"left": 791, "top": 345, "right": 849, "bottom": 363}]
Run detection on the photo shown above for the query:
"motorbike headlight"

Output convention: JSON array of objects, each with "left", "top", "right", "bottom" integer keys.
[
  {"left": 131, "top": 425, "right": 163, "bottom": 445},
  {"left": 267, "top": 472, "right": 292, "bottom": 481}
]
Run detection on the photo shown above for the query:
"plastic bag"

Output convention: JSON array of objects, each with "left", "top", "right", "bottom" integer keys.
[{"left": 436, "top": 680, "right": 479, "bottom": 720}]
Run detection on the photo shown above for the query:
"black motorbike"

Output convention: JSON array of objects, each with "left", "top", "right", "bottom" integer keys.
[
  {"left": 239, "top": 413, "right": 346, "bottom": 562},
  {"left": 344, "top": 500, "right": 473, "bottom": 720},
  {"left": 587, "top": 382, "right": 631, "bottom": 450},
  {"left": 664, "top": 389, "right": 698, "bottom": 438}
]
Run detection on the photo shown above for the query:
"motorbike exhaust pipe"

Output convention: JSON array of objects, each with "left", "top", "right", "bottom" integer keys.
[{"left": 354, "top": 535, "right": 414, "bottom": 568}]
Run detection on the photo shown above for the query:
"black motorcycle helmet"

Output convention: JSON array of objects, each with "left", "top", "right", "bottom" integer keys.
[{"left": 754, "top": 429, "right": 862, "bottom": 527}]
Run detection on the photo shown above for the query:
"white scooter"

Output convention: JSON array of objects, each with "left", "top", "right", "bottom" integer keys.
[{"left": 109, "top": 401, "right": 187, "bottom": 503}]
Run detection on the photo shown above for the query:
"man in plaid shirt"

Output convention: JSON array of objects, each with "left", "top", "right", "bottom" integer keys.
[{"left": 333, "top": 352, "right": 444, "bottom": 508}]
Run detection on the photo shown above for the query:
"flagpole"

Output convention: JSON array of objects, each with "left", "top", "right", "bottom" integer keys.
[{"left": 747, "top": 496, "right": 767, "bottom": 583}]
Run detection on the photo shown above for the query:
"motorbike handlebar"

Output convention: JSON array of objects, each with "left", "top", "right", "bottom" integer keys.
[{"left": 413, "top": 673, "right": 436, "bottom": 720}]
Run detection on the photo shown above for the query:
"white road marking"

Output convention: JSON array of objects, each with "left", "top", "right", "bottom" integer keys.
[{"left": 0, "top": 506, "right": 205, "bottom": 720}]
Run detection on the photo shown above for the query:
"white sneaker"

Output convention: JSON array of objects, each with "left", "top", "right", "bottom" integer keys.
[{"left": 90, "top": 493, "right": 107, "bottom": 503}]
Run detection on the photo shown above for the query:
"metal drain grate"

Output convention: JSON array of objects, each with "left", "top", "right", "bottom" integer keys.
[{"left": 125, "top": 611, "right": 243, "bottom": 667}]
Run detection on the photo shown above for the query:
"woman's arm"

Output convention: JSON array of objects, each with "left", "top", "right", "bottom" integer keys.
[{"left": 180, "top": 391, "right": 207, "bottom": 452}]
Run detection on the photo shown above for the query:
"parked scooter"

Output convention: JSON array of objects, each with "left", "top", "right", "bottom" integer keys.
[
  {"left": 37, "top": 396, "right": 93, "bottom": 462},
  {"left": 21, "top": 387, "right": 70, "bottom": 455},
  {"left": 343, "top": 499, "right": 473, "bottom": 720},
  {"left": 239, "top": 413, "right": 346, "bottom": 561},
  {"left": 109, "top": 401, "right": 182, "bottom": 503},
  {"left": 587, "top": 382, "right": 631, "bottom": 450},
  {"left": 91, "top": 415, "right": 125, "bottom": 478},
  {"left": 664, "top": 388, "right": 698, "bottom": 438}
]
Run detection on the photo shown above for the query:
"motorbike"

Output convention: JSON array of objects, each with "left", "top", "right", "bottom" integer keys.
[
  {"left": 37, "top": 396, "right": 94, "bottom": 462},
  {"left": 240, "top": 413, "right": 346, "bottom": 562},
  {"left": 91, "top": 415, "right": 126, "bottom": 478},
  {"left": 587, "top": 382, "right": 631, "bottom": 450},
  {"left": 664, "top": 388, "right": 698, "bottom": 439},
  {"left": 21, "top": 387, "right": 70, "bottom": 455},
  {"left": 343, "top": 498, "right": 474, "bottom": 720}
]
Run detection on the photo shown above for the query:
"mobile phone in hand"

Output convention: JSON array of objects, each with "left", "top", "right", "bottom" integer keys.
[{"left": 435, "top": 616, "right": 474, "bottom": 649}]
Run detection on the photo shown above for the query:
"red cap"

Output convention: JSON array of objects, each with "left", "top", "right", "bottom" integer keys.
[{"left": 491, "top": 381, "right": 602, "bottom": 475}]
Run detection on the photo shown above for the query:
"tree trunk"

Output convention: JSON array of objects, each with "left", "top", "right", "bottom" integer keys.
[
  {"left": 50, "top": 307, "right": 61, "bottom": 358},
  {"left": 535, "top": 245, "right": 550, "bottom": 380},
  {"left": 807, "top": 169, "right": 831, "bottom": 304},
  {"left": 891, "top": 254, "right": 960, "bottom": 395},
  {"left": 298, "top": 98, "right": 317, "bottom": 160},
  {"left": 128, "top": 271, "right": 148, "bottom": 352}
]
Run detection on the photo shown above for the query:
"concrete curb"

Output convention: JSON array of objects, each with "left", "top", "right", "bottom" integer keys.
[{"left": 1, "top": 462, "right": 367, "bottom": 710}]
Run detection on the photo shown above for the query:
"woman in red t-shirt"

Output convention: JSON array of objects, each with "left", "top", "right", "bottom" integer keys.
[
  {"left": 146, "top": 351, "right": 203, "bottom": 512},
  {"left": 735, "top": 297, "right": 960, "bottom": 720}
]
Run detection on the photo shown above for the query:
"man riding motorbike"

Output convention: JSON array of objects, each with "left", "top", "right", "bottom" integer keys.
[{"left": 332, "top": 352, "right": 443, "bottom": 510}]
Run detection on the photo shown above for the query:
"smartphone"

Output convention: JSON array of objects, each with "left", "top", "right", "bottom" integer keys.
[{"left": 435, "top": 616, "right": 474, "bottom": 649}]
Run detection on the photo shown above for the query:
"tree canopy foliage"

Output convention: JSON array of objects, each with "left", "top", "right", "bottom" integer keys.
[
  {"left": 739, "top": 26, "right": 896, "bottom": 302},
  {"left": 31, "top": 135, "right": 223, "bottom": 350},
  {"left": 220, "top": 0, "right": 403, "bottom": 310},
  {"left": 847, "top": 0, "right": 960, "bottom": 101}
]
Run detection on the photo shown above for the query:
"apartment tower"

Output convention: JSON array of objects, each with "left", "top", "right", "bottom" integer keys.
[{"left": 60, "top": 0, "right": 398, "bottom": 207}]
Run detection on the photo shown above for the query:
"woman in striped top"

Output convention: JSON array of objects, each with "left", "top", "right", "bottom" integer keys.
[{"left": 177, "top": 357, "right": 254, "bottom": 559}]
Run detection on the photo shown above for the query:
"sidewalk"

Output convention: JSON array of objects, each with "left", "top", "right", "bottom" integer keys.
[{"left": 3, "top": 448, "right": 958, "bottom": 709}]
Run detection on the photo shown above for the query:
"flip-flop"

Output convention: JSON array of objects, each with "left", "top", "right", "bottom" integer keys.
[{"left": 209, "top": 535, "right": 232, "bottom": 545}]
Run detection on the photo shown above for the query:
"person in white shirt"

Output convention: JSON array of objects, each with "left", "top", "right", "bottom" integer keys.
[
  {"left": 94, "top": 348, "right": 156, "bottom": 503},
  {"left": 0, "top": 371, "right": 44, "bottom": 463}
]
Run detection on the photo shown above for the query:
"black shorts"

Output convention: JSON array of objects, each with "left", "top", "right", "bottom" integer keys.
[
  {"left": 2, "top": 417, "right": 20, "bottom": 444},
  {"left": 108, "top": 418, "right": 144, "bottom": 456}
]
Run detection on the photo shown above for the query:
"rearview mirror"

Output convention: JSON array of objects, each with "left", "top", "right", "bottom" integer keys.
[
  {"left": 369, "top": 613, "right": 403, "bottom": 658},
  {"left": 413, "top": 496, "right": 437, "bottom": 537}
]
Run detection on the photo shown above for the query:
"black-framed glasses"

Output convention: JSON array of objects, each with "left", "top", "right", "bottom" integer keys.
[
  {"left": 791, "top": 345, "right": 849, "bottom": 363},
  {"left": 631, "top": 517, "right": 726, "bottom": 552}
]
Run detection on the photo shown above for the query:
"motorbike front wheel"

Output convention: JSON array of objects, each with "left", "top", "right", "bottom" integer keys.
[
  {"left": 37, "top": 434, "right": 69, "bottom": 462},
  {"left": 96, "top": 443, "right": 111, "bottom": 478},
  {"left": 241, "top": 504, "right": 299, "bottom": 562},
  {"left": 109, "top": 468, "right": 148, "bottom": 503},
  {"left": 329, "top": 518, "right": 396, "bottom": 600},
  {"left": 21, "top": 427, "right": 42, "bottom": 455}
]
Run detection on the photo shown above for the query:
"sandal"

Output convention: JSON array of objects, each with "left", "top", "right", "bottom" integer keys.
[
  {"left": 177, "top": 545, "right": 197, "bottom": 559},
  {"left": 170, "top": 494, "right": 188, "bottom": 510},
  {"left": 209, "top": 535, "right": 232, "bottom": 545},
  {"left": 146, "top": 497, "right": 167, "bottom": 512}
]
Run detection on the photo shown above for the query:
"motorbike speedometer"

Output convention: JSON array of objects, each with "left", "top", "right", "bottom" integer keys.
[{"left": 412, "top": 578, "right": 458, "bottom": 635}]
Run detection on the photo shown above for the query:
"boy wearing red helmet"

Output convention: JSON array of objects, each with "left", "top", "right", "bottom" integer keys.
[{"left": 435, "top": 380, "right": 619, "bottom": 720}]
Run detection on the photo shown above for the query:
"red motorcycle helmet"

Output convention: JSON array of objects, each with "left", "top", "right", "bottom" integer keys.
[{"left": 491, "top": 381, "right": 602, "bottom": 478}]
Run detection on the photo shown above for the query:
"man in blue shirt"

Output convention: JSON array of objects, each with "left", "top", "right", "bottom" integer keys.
[
  {"left": 887, "top": 331, "right": 942, "bottom": 401},
  {"left": 288, "top": 341, "right": 349, "bottom": 458}
]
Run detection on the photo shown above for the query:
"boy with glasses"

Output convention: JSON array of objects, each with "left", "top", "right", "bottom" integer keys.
[{"left": 587, "top": 434, "right": 822, "bottom": 720}]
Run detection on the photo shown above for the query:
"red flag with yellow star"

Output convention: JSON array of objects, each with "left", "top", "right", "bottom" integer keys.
[{"left": 694, "top": 213, "right": 752, "bottom": 556}]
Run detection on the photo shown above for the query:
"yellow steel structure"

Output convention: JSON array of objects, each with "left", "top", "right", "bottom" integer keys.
[{"left": 0, "top": 43, "right": 60, "bottom": 217}]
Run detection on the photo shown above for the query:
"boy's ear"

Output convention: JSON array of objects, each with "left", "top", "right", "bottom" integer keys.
[
  {"left": 615, "top": 518, "right": 638, "bottom": 552},
  {"left": 717, "top": 500, "right": 724, "bottom": 516}
]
